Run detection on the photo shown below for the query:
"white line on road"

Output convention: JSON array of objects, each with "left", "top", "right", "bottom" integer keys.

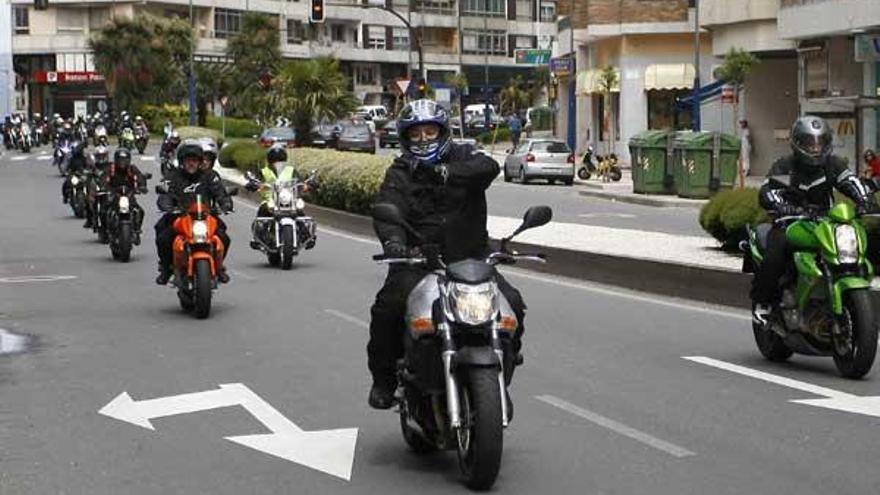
[
  {"left": 536, "top": 395, "right": 696, "bottom": 458},
  {"left": 578, "top": 213, "right": 637, "bottom": 219},
  {"left": 36, "top": 155, "right": 52, "bottom": 161},
  {"left": 0, "top": 275, "right": 78, "bottom": 284},
  {"left": 324, "top": 309, "right": 369, "bottom": 329},
  {"left": 0, "top": 329, "right": 29, "bottom": 354},
  {"left": 10, "top": 156, "right": 27, "bottom": 161},
  {"left": 139, "top": 156, "right": 155, "bottom": 161},
  {"left": 682, "top": 356, "right": 855, "bottom": 399}
]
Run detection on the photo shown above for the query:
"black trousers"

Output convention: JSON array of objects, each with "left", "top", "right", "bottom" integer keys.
[
  {"left": 155, "top": 213, "right": 230, "bottom": 270},
  {"left": 367, "top": 265, "right": 526, "bottom": 388},
  {"left": 750, "top": 225, "right": 788, "bottom": 304}
]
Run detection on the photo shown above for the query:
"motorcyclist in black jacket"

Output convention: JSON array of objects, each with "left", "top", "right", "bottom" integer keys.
[
  {"left": 752, "top": 115, "right": 874, "bottom": 323},
  {"left": 154, "top": 139, "right": 233, "bottom": 285},
  {"left": 366, "top": 99, "right": 526, "bottom": 409},
  {"left": 61, "top": 140, "right": 94, "bottom": 208},
  {"left": 104, "top": 148, "right": 148, "bottom": 241}
]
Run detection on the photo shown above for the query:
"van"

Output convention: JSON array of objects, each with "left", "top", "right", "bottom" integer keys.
[
  {"left": 355, "top": 105, "right": 389, "bottom": 123},
  {"left": 463, "top": 104, "right": 497, "bottom": 123}
]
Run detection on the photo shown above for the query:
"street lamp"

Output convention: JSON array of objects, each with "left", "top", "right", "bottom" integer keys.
[
  {"left": 692, "top": 0, "right": 701, "bottom": 131},
  {"left": 188, "top": 0, "right": 197, "bottom": 125}
]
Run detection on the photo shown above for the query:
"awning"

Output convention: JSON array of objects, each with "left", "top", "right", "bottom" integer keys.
[
  {"left": 644, "top": 64, "right": 695, "bottom": 91},
  {"left": 576, "top": 68, "right": 621, "bottom": 95}
]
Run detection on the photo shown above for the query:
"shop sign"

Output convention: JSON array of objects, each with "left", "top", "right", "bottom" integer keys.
[
  {"left": 550, "top": 57, "right": 572, "bottom": 76},
  {"left": 825, "top": 116, "right": 857, "bottom": 170},
  {"left": 721, "top": 85, "right": 737, "bottom": 104},
  {"left": 515, "top": 49, "right": 551, "bottom": 65},
  {"left": 34, "top": 71, "right": 106, "bottom": 84}
]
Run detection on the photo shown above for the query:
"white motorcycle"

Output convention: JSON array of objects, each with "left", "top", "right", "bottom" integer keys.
[{"left": 245, "top": 171, "right": 318, "bottom": 270}]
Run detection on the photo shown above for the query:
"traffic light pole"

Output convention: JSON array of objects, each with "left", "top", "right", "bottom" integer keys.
[{"left": 188, "top": 0, "right": 197, "bottom": 126}]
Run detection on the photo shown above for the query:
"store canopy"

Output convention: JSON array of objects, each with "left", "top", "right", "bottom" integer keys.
[
  {"left": 644, "top": 64, "right": 696, "bottom": 91},
  {"left": 577, "top": 68, "right": 621, "bottom": 95}
]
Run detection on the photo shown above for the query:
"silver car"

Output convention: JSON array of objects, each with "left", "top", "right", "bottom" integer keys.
[{"left": 503, "top": 139, "right": 575, "bottom": 185}]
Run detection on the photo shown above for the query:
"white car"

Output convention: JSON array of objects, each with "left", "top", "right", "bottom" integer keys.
[{"left": 503, "top": 139, "right": 575, "bottom": 186}]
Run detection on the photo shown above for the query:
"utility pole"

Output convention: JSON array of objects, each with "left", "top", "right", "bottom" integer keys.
[
  {"left": 483, "top": 0, "right": 489, "bottom": 130},
  {"left": 188, "top": 0, "right": 196, "bottom": 125},
  {"left": 692, "top": 0, "right": 701, "bottom": 131}
]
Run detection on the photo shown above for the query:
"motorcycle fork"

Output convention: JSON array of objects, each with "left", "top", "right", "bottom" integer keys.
[
  {"left": 439, "top": 320, "right": 462, "bottom": 429},
  {"left": 491, "top": 323, "right": 509, "bottom": 428}
]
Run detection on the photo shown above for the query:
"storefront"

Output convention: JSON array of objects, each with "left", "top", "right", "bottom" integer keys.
[{"left": 31, "top": 71, "right": 110, "bottom": 118}]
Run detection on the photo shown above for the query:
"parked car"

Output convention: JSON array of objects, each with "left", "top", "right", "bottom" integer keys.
[
  {"left": 503, "top": 139, "right": 575, "bottom": 185},
  {"left": 308, "top": 122, "right": 342, "bottom": 149},
  {"left": 356, "top": 105, "right": 389, "bottom": 125},
  {"left": 336, "top": 123, "right": 375, "bottom": 154},
  {"left": 379, "top": 120, "right": 399, "bottom": 148},
  {"left": 258, "top": 127, "right": 297, "bottom": 148}
]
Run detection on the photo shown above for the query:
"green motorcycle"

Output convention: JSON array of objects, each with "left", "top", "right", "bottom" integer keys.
[{"left": 744, "top": 201, "right": 878, "bottom": 378}]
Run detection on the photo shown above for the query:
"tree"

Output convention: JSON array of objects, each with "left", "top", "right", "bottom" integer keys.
[
  {"left": 274, "top": 57, "right": 359, "bottom": 145},
  {"left": 90, "top": 14, "right": 193, "bottom": 111},
  {"left": 597, "top": 65, "right": 619, "bottom": 155},
  {"left": 226, "top": 12, "right": 281, "bottom": 124},
  {"left": 194, "top": 62, "right": 233, "bottom": 127},
  {"left": 445, "top": 72, "right": 469, "bottom": 139},
  {"left": 499, "top": 76, "right": 530, "bottom": 116},
  {"left": 717, "top": 47, "right": 759, "bottom": 188}
]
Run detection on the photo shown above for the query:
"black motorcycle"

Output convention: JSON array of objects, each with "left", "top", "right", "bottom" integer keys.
[
  {"left": 134, "top": 126, "right": 148, "bottom": 154},
  {"left": 371, "top": 203, "right": 551, "bottom": 491},
  {"left": 105, "top": 179, "right": 149, "bottom": 262},
  {"left": 67, "top": 170, "right": 89, "bottom": 219}
]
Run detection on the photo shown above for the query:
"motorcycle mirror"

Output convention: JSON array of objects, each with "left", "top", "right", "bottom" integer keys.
[
  {"left": 154, "top": 185, "right": 166, "bottom": 195},
  {"left": 244, "top": 171, "right": 256, "bottom": 181},
  {"left": 507, "top": 206, "right": 552, "bottom": 242}
]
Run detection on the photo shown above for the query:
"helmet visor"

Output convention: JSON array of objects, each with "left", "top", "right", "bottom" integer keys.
[{"left": 793, "top": 132, "right": 831, "bottom": 158}]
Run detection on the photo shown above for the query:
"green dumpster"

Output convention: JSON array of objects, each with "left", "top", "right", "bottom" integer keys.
[
  {"left": 629, "top": 130, "right": 675, "bottom": 194},
  {"left": 673, "top": 131, "right": 741, "bottom": 199}
]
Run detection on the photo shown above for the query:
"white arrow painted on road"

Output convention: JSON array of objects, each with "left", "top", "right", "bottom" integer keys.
[
  {"left": 99, "top": 383, "right": 358, "bottom": 480},
  {"left": 684, "top": 356, "right": 880, "bottom": 418}
]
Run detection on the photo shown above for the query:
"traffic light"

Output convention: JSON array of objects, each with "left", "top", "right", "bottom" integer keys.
[
  {"left": 309, "top": 0, "right": 325, "bottom": 23},
  {"left": 417, "top": 78, "right": 427, "bottom": 97}
]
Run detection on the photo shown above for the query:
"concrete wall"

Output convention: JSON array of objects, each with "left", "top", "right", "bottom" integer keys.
[
  {"left": 779, "top": 0, "right": 880, "bottom": 39},
  {"left": 560, "top": 0, "right": 689, "bottom": 29},
  {"left": 708, "top": 20, "right": 795, "bottom": 56},
  {"left": 741, "top": 57, "right": 799, "bottom": 176},
  {"left": 701, "top": 0, "right": 778, "bottom": 26}
]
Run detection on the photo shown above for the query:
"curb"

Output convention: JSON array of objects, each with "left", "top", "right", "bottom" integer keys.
[
  {"left": 578, "top": 189, "right": 707, "bottom": 209},
  {"left": 223, "top": 176, "right": 749, "bottom": 309}
]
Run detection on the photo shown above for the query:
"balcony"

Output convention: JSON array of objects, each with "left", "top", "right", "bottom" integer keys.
[
  {"left": 778, "top": 0, "right": 880, "bottom": 39},
  {"left": 13, "top": 33, "right": 90, "bottom": 54},
  {"left": 311, "top": 43, "right": 411, "bottom": 64},
  {"left": 700, "top": 0, "right": 779, "bottom": 26}
]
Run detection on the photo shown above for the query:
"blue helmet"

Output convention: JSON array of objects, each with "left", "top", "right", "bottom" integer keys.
[{"left": 397, "top": 99, "right": 451, "bottom": 166}]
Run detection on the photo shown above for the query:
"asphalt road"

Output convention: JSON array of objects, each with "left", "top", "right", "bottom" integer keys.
[{"left": 2, "top": 145, "right": 880, "bottom": 494}]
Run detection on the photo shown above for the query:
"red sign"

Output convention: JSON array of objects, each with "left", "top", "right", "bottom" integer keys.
[
  {"left": 721, "top": 84, "right": 737, "bottom": 104},
  {"left": 34, "top": 71, "right": 106, "bottom": 84}
]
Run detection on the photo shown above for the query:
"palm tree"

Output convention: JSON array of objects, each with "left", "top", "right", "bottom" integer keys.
[
  {"left": 499, "top": 77, "right": 530, "bottom": 117},
  {"left": 194, "top": 62, "right": 233, "bottom": 127},
  {"left": 445, "top": 72, "right": 469, "bottom": 139},
  {"left": 275, "top": 57, "right": 359, "bottom": 145}
]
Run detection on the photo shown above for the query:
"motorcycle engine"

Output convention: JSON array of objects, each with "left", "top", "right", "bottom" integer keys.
[{"left": 802, "top": 301, "right": 833, "bottom": 344}]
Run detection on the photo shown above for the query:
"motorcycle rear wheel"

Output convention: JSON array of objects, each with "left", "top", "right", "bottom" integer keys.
[
  {"left": 192, "top": 259, "right": 213, "bottom": 319},
  {"left": 752, "top": 304, "right": 792, "bottom": 362},
  {"left": 457, "top": 368, "right": 503, "bottom": 491},
  {"left": 577, "top": 167, "right": 591, "bottom": 180},
  {"left": 833, "top": 290, "right": 877, "bottom": 379}
]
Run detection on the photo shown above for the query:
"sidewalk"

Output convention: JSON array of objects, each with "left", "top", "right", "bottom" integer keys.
[{"left": 217, "top": 165, "right": 740, "bottom": 274}]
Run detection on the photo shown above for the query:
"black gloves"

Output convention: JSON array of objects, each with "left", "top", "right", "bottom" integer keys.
[
  {"left": 218, "top": 197, "right": 234, "bottom": 214},
  {"left": 382, "top": 240, "right": 421, "bottom": 258}
]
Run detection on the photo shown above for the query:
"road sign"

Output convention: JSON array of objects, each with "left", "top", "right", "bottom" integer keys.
[
  {"left": 395, "top": 79, "right": 411, "bottom": 95},
  {"left": 220, "top": 96, "right": 229, "bottom": 107},
  {"left": 550, "top": 57, "right": 572, "bottom": 76},
  {"left": 721, "top": 85, "right": 736, "bottom": 104},
  {"left": 99, "top": 383, "right": 358, "bottom": 480},
  {"left": 515, "top": 49, "right": 552, "bottom": 65}
]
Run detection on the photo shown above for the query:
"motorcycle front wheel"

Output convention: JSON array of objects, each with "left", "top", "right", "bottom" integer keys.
[
  {"left": 833, "top": 290, "right": 877, "bottom": 379},
  {"left": 577, "top": 167, "right": 591, "bottom": 180},
  {"left": 114, "top": 222, "right": 132, "bottom": 263},
  {"left": 192, "top": 259, "right": 213, "bottom": 319},
  {"left": 281, "top": 225, "right": 295, "bottom": 270},
  {"left": 457, "top": 368, "right": 503, "bottom": 491}
]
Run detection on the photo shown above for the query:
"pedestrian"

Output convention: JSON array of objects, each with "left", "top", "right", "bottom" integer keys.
[
  {"left": 509, "top": 113, "right": 523, "bottom": 149},
  {"left": 739, "top": 119, "right": 753, "bottom": 188},
  {"left": 863, "top": 149, "right": 880, "bottom": 178}
]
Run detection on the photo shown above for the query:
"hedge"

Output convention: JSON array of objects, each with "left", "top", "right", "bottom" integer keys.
[
  {"left": 291, "top": 148, "right": 392, "bottom": 215},
  {"left": 699, "top": 189, "right": 768, "bottom": 248},
  {"left": 478, "top": 127, "right": 512, "bottom": 144},
  {"left": 206, "top": 116, "right": 262, "bottom": 138},
  {"left": 140, "top": 104, "right": 189, "bottom": 133},
  {"left": 219, "top": 141, "right": 266, "bottom": 171},
  {"left": 177, "top": 126, "right": 224, "bottom": 148}
]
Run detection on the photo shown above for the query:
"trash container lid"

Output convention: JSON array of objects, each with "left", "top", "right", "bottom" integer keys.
[
  {"left": 673, "top": 131, "right": 740, "bottom": 150},
  {"left": 628, "top": 129, "right": 673, "bottom": 147}
]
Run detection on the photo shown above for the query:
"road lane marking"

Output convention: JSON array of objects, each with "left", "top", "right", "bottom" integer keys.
[
  {"left": 0, "top": 275, "right": 78, "bottom": 284},
  {"left": 0, "top": 329, "right": 29, "bottom": 355},
  {"left": 139, "top": 156, "right": 155, "bottom": 161},
  {"left": 36, "top": 155, "right": 52, "bottom": 161},
  {"left": 99, "top": 384, "right": 358, "bottom": 480},
  {"left": 578, "top": 213, "right": 637, "bottom": 219},
  {"left": 324, "top": 309, "right": 369, "bottom": 329},
  {"left": 683, "top": 356, "right": 880, "bottom": 419},
  {"left": 536, "top": 395, "right": 696, "bottom": 458},
  {"left": 10, "top": 156, "right": 27, "bottom": 161}
]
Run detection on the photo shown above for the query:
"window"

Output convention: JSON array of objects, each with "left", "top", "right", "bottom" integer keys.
[
  {"left": 331, "top": 24, "right": 347, "bottom": 42},
  {"left": 514, "top": 35, "right": 536, "bottom": 49},
  {"left": 89, "top": 8, "right": 110, "bottom": 30},
  {"left": 515, "top": 0, "right": 532, "bottom": 20},
  {"left": 416, "top": 0, "right": 456, "bottom": 15},
  {"left": 367, "top": 26, "right": 386, "bottom": 50},
  {"left": 803, "top": 46, "right": 829, "bottom": 98},
  {"left": 532, "top": 141, "right": 570, "bottom": 153},
  {"left": 355, "top": 65, "right": 377, "bottom": 86},
  {"left": 214, "top": 8, "right": 242, "bottom": 39},
  {"left": 286, "top": 19, "right": 304, "bottom": 44},
  {"left": 462, "top": 0, "right": 504, "bottom": 17},
  {"left": 56, "top": 8, "right": 85, "bottom": 33},
  {"left": 462, "top": 29, "right": 506, "bottom": 55},
  {"left": 539, "top": 0, "right": 556, "bottom": 22},
  {"left": 647, "top": 90, "right": 693, "bottom": 131},
  {"left": 13, "top": 6, "right": 28, "bottom": 35},
  {"left": 392, "top": 27, "right": 410, "bottom": 51}
]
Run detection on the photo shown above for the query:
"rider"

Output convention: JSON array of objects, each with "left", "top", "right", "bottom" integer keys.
[
  {"left": 104, "top": 148, "right": 148, "bottom": 241},
  {"left": 366, "top": 99, "right": 526, "bottom": 409},
  {"left": 134, "top": 115, "right": 148, "bottom": 135},
  {"left": 160, "top": 130, "right": 181, "bottom": 160},
  {"left": 752, "top": 116, "right": 875, "bottom": 323},
  {"left": 154, "top": 140, "right": 233, "bottom": 285},
  {"left": 61, "top": 140, "right": 92, "bottom": 203}
]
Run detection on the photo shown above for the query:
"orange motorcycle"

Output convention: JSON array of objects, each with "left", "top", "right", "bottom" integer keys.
[{"left": 172, "top": 193, "right": 227, "bottom": 319}]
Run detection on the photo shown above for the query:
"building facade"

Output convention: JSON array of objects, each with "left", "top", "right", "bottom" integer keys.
[{"left": 9, "top": 0, "right": 557, "bottom": 117}]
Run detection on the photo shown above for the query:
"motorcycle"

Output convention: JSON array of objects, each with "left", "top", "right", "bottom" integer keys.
[
  {"left": 164, "top": 188, "right": 236, "bottom": 319},
  {"left": 75, "top": 120, "right": 89, "bottom": 143},
  {"left": 106, "top": 179, "right": 149, "bottom": 262},
  {"left": 743, "top": 200, "right": 878, "bottom": 378},
  {"left": 33, "top": 121, "right": 46, "bottom": 147},
  {"left": 370, "top": 202, "right": 551, "bottom": 491},
  {"left": 159, "top": 152, "right": 177, "bottom": 178},
  {"left": 245, "top": 171, "right": 318, "bottom": 270},
  {"left": 93, "top": 124, "right": 109, "bottom": 147},
  {"left": 119, "top": 127, "right": 135, "bottom": 151},
  {"left": 18, "top": 122, "right": 32, "bottom": 153},
  {"left": 67, "top": 170, "right": 89, "bottom": 219},
  {"left": 134, "top": 126, "right": 148, "bottom": 154},
  {"left": 577, "top": 147, "right": 622, "bottom": 182},
  {"left": 54, "top": 140, "right": 73, "bottom": 176}
]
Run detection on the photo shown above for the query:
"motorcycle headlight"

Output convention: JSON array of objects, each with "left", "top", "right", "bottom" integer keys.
[
  {"left": 118, "top": 196, "right": 130, "bottom": 214},
  {"left": 836, "top": 224, "right": 859, "bottom": 264},
  {"left": 295, "top": 198, "right": 306, "bottom": 211},
  {"left": 278, "top": 188, "right": 294, "bottom": 207},
  {"left": 192, "top": 220, "right": 209, "bottom": 243},
  {"left": 449, "top": 282, "right": 497, "bottom": 326},
  {"left": 70, "top": 176, "right": 80, "bottom": 186}
]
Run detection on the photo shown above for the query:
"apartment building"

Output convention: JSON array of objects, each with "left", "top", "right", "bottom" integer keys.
[
  {"left": 556, "top": 0, "right": 718, "bottom": 161},
  {"left": 6, "top": 0, "right": 557, "bottom": 117}
]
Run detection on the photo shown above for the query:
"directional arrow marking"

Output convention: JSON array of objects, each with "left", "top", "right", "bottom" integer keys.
[
  {"left": 683, "top": 356, "right": 880, "bottom": 419},
  {"left": 99, "top": 383, "right": 358, "bottom": 480}
]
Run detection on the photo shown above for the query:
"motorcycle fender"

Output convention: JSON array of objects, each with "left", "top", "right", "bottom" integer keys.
[
  {"left": 278, "top": 217, "right": 296, "bottom": 228},
  {"left": 187, "top": 250, "right": 215, "bottom": 277},
  {"left": 406, "top": 274, "right": 440, "bottom": 339},
  {"left": 452, "top": 346, "right": 501, "bottom": 369},
  {"left": 831, "top": 276, "right": 871, "bottom": 315}
]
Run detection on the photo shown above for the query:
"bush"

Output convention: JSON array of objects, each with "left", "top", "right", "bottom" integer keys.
[
  {"left": 528, "top": 107, "right": 552, "bottom": 131},
  {"left": 206, "top": 116, "right": 262, "bottom": 138},
  {"left": 477, "top": 127, "right": 512, "bottom": 144},
  {"left": 140, "top": 104, "right": 189, "bottom": 133},
  {"left": 699, "top": 189, "right": 767, "bottom": 248},
  {"left": 290, "top": 148, "right": 392, "bottom": 215},
  {"left": 176, "top": 126, "right": 224, "bottom": 148},
  {"left": 219, "top": 141, "right": 266, "bottom": 171}
]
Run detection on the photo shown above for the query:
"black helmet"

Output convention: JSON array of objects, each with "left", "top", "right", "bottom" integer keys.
[
  {"left": 114, "top": 148, "right": 132, "bottom": 169},
  {"left": 177, "top": 139, "right": 204, "bottom": 162},
  {"left": 397, "top": 99, "right": 451, "bottom": 166},
  {"left": 71, "top": 140, "right": 86, "bottom": 157},
  {"left": 267, "top": 144, "right": 287, "bottom": 164},
  {"left": 791, "top": 116, "right": 833, "bottom": 169}
]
